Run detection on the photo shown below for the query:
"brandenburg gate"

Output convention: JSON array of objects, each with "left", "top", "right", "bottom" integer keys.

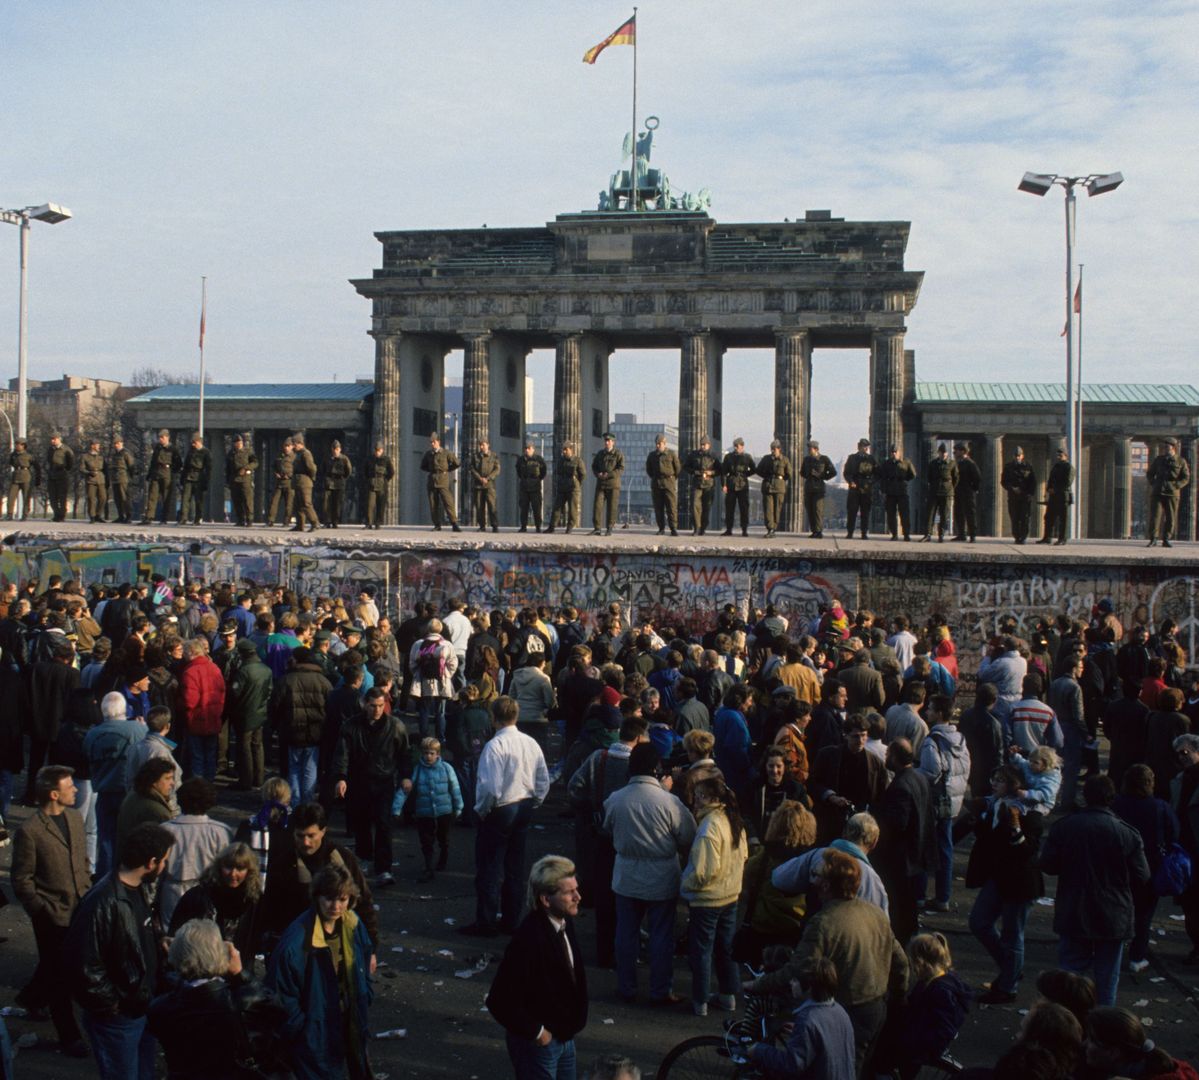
[{"left": 352, "top": 210, "right": 924, "bottom": 528}]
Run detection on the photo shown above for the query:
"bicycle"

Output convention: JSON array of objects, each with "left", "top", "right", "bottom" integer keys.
[{"left": 655, "top": 967, "right": 786, "bottom": 1079}]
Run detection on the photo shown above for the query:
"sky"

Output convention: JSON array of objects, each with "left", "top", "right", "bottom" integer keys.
[{"left": 2, "top": 0, "right": 1196, "bottom": 469}]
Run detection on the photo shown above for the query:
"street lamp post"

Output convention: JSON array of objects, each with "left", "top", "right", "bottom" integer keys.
[
  {"left": 1, "top": 203, "right": 73, "bottom": 440},
  {"left": 1018, "top": 172, "right": 1121, "bottom": 540}
]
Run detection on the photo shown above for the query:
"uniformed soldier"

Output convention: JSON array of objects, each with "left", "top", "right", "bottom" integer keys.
[
  {"left": 546, "top": 441, "right": 585, "bottom": 534},
  {"left": 757, "top": 440, "right": 792, "bottom": 539},
  {"left": 469, "top": 439, "right": 501, "bottom": 532},
  {"left": 420, "top": 432, "right": 461, "bottom": 532},
  {"left": 6, "top": 437, "right": 36, "bottom": 520},
  {"left": 80, "top": 438, "right": 108, "bottom": 522},
  {"left": 141, "top": 429, "right": 181, "bottom": 525},
  {"left": 878, "top": 443, "right": 916, "bottom": 541},
  {"left": 224, "top": 433, "right": 257, "bottom": 527},
  {"left": 590, "top": 432, "right": 625, "bottom": 536},
  {"left": 516, "top": 439, "right": 548, "bottom": 532},
  {"left": 645, "top": 433, "right": 682, "bottom": 536},
  {"left": 290, "top": 432, "right": 321, "bottom": 533},
  {"left": 720, "top": 437, "right": 755, "bottom": 537},
  {"left": 684, "top": 435, "right": 720, "bottom": 536},
  {"left": 363, "top": 440, "right": 395, "bottom": 530},
  {"left": 1147, "top": 438, "right": 1190, "bottom": 548},
  {"left": 951, "top": 442, "right": 982, "bottom": 543},
  {"left": 1038, "top": 444, "right": 1074, "bottom": 546},
  {"left": 107, "top": 436, "right": 136, "bottom": 523},
  {"left": 798, "top": 439, "right": 836, "bottom": 539},
  {"left": 45, "top": 433, "right": 75, "bottom": 523},
  {"left": 322, "top": 440, "right": 352, "bottom": 529},
  {"left": 922, "top": 443, "right": 957, "bottom": 542},
  {"left": 1000, "top": 445, "right": 1037, "bottom": 545},
  {"left": 268, "top": 438, "right": 296, "bottom": 526},
  {"left": 179, "top": 433, "right": 212, "bottom": 525},
  {"left": 842, "top": 437, "right": 878, "bottom": 540}
]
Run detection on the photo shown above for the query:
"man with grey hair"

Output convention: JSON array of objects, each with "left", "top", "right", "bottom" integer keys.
[
  {"left": 587, "top": 1055, "right": 641, "bottom": 1080},
  {"left": 771, "top": 811, "right": 890, "bottom": 912},
  {"left": 84, "top": 692, "right": 148, "bottom": 877}
]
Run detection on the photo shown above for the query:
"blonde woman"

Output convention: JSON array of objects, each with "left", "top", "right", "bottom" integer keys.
[
  {"left": 682, "top": 777, "right": 748, "bottom": 1016},
  {"left": 168, "top": 842, "right": 264, "bottom": 965},
  {"left": 736, "top": 800, "right": 817, "bottom": 962}
]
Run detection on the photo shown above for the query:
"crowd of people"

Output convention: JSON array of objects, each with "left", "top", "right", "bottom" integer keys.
[{"left": 0, "top": 572, "right": 1197, "bottom": 1079}]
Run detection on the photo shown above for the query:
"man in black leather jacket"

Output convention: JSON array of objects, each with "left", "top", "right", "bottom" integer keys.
[{"left": 63, "top": 823, "right": 175, "bottom": 1078}]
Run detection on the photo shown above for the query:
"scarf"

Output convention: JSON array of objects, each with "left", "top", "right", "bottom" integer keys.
[
  {"left": 250, "top": 800, "right": 290, "bottom": 833},
  {"left": 311, "top": 908, "right": 366, "bottom": 1068},
  {"left": 828, "top": 837, "right": 869, "bottom": 863}
]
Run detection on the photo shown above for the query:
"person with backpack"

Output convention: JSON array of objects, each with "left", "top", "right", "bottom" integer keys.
[
  {"left": 916, "top": 695, "right": 970, "bottom": 912},
  {"left": 408, "top": 618, "right": 459, "bottom": 744}
]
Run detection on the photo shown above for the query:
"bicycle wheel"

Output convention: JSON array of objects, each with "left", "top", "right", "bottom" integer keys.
[{"left": 656, "top": 1034, "right": 740, "bottom": 1080}]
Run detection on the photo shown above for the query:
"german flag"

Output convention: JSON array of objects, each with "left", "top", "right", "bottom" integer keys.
[{"left": 583, "top": 15, "right": 636, "bottom": 64}]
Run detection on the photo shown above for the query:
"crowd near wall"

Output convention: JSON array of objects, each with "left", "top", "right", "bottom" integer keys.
[{"left": 2, "top": 541, "right": 1195, "bottom": 687}]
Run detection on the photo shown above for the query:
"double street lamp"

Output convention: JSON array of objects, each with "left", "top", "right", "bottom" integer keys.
[
  {"left": 1, "top": 202, "right": 73, "bottom": 440},
  {"left": 1019, "top": 171, "right": 1122, "bottom": 539}
]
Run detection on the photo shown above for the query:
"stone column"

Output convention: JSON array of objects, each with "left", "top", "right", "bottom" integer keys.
[
  {"left": 774, "top": 330, "right": 810, "bottom": 533},
  {"left": 1181, "top": 436, "right": 1197, "bottom": 541},
  {"left": 679, "top": 332, "right": 716, "bottom": 529},
  {"left": 870, "top": 329, "right": 906, "bottom": 532},
  {"left": 553, "top": 333, "right": 583, "bottom": 474},
  {"left": 460, "top": 332, "right": 492, "bottom": 526},
  {"left": 983, "top": 433, "right": 1003, "bottom": 538},
  {"left": 371, "top": 331, "right": 401, "bottom": 524}
]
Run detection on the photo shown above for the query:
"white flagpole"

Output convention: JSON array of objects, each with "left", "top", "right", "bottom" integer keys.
[
  {"left": 630, "top": 8, "right": 638, "bottom": 211},
  {"left": 1075, "top": 264, "right": 1083, "bottom": 524},
  {"left": 199, "top": 276, "right": 207, "bottom": 437}
]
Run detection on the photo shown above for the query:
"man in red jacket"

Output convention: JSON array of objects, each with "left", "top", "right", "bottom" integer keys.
[
  {"left": 486, "top": 855, "right": 588, "bottom": 1079},
  {"left": 177, "top": 638, "right": 226, "bottom": 782}
]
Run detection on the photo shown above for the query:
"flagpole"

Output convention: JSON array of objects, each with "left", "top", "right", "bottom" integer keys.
[
  {"left": 630, "top": 8, "right": 638, "bottom": 212},
  {"left": 198, "top": 276, "right": 207, "bottom": 437},
  {"left": 1075, "top": 264, "right": 1083, "bottom": 519}
]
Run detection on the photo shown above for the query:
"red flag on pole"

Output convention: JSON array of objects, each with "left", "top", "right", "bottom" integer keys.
[
  {"left": 1073, "top": 279, "right": 1082, "bottom": 314},
  {"left": 583, "top": 15, "right": 636, "bottom": 63}
]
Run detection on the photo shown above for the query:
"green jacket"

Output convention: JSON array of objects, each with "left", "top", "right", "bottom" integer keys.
[
  {"left": 324, "top": 454, "right": 352, "bottom": 490},
  {"left": 470, "top": 452, "right": 500, "bottom": 485},
  {"left": 181, "top": 447, "right": 211, "bottom": 485},
  {"left": 799, "top": 454, "right": 835, "bottom": 494},
  {"left": 226, "top": 447, "right": 258, "bottom": 485},
  {"left": 555, "top": 455, "right": 585, "bottom": 494},
  {"left": 8, "top": 450, "right": 35, "bottom": 484},
  {"left": 685, "top": 449, "right": 721, "bottom": 490},
  {"left": 80, "top": 452, "right": 106, "bottom": 485},
  {"left": 878, "top": 458, "right": 916, "bottom": 497},
  {"left": 227, "top": 654, "right": 272, "bottom": 732},
  {"left": 46, "top": 445, "right": 75, "bottom": 480},
  {"left": 592, "top": 448, "right": 625, "bottom": 491},
  {"left": 516, "top": 453, "right": 547, "bottom": 491},
  {"left": 365, "top": 454, "right": 395, "bottom": 492},
  {"left": 925, "top": 457, "right": 957, "bottom": 497},
  {"left": 1148, "top": 453, "right": 1190, "bottom": 497},
  {"left": 421, "top": 448, "right": 459, "bottom": 490},
  {"left": 107, "top": 448, "right": 136, "bottom": 483},
  {"left": 722, "top": 451, "right": 756, "bottom": 491},
  {"left": 646, "top": 449, "right": 681, "bottom": 489},
  {"left": 757, "top": 453, "right": 792, "bottom": 495},
  {"left": 843, "top": 452, "right": 878, "bottom": 494}
]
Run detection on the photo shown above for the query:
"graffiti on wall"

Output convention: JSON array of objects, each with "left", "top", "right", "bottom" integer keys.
[{"left": 289, "top": 551, "right": 391, "bottom": 607}]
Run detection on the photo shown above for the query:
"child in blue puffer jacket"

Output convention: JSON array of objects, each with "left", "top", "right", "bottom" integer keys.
[{"left": 410, "top": 737, "right": 463, "bottom": 881}]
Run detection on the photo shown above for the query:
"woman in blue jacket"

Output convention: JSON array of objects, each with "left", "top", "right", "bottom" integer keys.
[{"left": 266, "top": 863, "right": 375, "bottom": 1080}]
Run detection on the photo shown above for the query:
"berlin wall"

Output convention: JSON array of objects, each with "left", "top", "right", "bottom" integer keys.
[{"left": 3, "top": 540, "right": 1196, "bottom": 687}]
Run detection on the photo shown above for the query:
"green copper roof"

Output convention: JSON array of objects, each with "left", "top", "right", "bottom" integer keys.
[
  {"left": 128, "top": 383, "right": 373, "bottom": 403},
  {"left": 915, "top": 383, "right": 1199, "bottom": 406}
]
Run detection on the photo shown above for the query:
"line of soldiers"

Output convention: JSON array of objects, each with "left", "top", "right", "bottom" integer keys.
[{"left": 10, "top": 426, "right": 1190, "bottom": 544}]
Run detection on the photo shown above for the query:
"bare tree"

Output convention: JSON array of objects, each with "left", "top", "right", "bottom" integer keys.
[{"left": 128, "top": 366, "right": 212, "bottom": 388}]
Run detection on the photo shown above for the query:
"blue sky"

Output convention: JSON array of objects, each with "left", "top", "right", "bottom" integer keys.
[{"left": 2, "top": 1, "right": 1195, "bottom": 467}]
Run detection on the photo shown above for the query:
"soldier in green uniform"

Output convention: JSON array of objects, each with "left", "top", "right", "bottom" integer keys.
[
  {"left": 546, "top": 441, "right": 585, "bottom": 534},
  {"left": 420, "top": 432, "right": 460, "bottom": 532},
  {"left": 1038, "top": 444, "right": 1074, "bottom": 547},
  {"left": 80, "top": 438, "right": 108, "bottom": 522},
  {"left": 179, "top": 433, "right": 212, "bottom": 525},
  {"left": 363, "top": 440, "right": 395, "bottom": 530},
  {"left": 1147, "top": 437, "right": 1191, "bottom": 548},
  {"left": 108, "top": 435, "right": 136, "bottom": 523},
  {"left": 268, "top": 437, "right": 295, "bottom": 526},
  {"left": 645, "top": 434, "right": 681, "bottom": 536},
  {"left": 45, "top": 433, "right": 75, "bottom": 522},
  {"left": 922, "top": 443, "right": 958, "bottom": 543},
  {"left": 225, "top": 433, "right": 258, "bottom": 527},
  {"left": 6, "top": 437, "right": 36, "bottom": 520},
  {"left": 470, "top": 438, "right": 501, "bottom": 532},
  {"left": 842, "top": 437, "right": 878, "bottom": 540},
  {"left": 590, "top": 432, "right": 625, "bottom": 536},
  {"left": 322, "top": 439, "right": 352, "bottom": 529},
  {"left": 798, "top": 439, "right": 836, "bottom": 539},
  {"left": 951, "top": 442, "right": 982, "bottom": 543},
  {"left": 516, "top": 439, "right": 547, "bottom": 533},
  {"left": 721, "top": 437, "right": 755, "bottom": 537},
  {"left": 757, "top": 440, "right": 792, "bottom": 539},
  {"left": 684, "top": 435, "right": 720, "bottom": 536},
  {"left": 290, "top": 432, "right": 321, "bottom": 532},
  {"left": 878, "top": 443, "right": 916, "bottom": 541},
  {"left": 142, "top": 429, "right": 181, "bottom": 525},
  {"left": 1000, "top": 445, "right": 1037, "bottom": 545}
]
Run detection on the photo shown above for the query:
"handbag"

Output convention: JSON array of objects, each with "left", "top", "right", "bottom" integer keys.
[{"left": 1153, "top": 843, "right": 1193, "bottom": 897}]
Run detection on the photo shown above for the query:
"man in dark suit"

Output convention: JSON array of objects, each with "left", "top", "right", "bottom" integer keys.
[
  {"left": 487, "top": 855, "right": 589, "bottom": 1080},
  {"left": 872, "top": 739, "right": 936, "bottom": 944},
  {"left": 808, "top": 714, "right": 889, "bottom": 845}
]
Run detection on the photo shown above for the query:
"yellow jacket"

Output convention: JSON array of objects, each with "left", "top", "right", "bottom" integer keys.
[{"left": 681, "top": 804, "right": 748, "bottom": 907}]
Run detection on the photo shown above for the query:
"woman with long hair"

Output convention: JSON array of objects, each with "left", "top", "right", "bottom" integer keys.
[
  {"left": 169, "top": 842, "right": 265, "bottom": 966},
  {"left": 682, "top": 776, "right": 749, "bottom": 1016},
  {"left": 736, "top": 799, "right": 816, "bottom": 962}
]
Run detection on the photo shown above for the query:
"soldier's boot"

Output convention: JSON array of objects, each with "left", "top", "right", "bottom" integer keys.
[{"left": 722, "top": 527, "right": 733, "bottom": 536}]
